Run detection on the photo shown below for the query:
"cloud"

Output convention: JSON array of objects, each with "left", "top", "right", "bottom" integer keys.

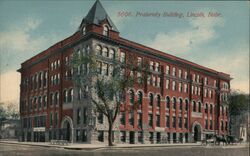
[
  {"left": 0, "top": 18, "right": 46, "bottom": 52},
  {"left": 147, "top": 16, "right": 224, "bottom": 54},
  {"left": 0, "top": 71, "right": 20, "bottom": 104}
]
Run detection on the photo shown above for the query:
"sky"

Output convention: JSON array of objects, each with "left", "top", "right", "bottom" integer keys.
[{"left": 0, "top": 0, "right": 249, "bottom": 107}]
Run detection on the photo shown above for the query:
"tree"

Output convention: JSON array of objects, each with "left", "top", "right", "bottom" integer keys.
[
  {"left": 71, "top": 51, "right": 148, "bottom": 146},
  {"left": 229, "top": 90, "right": 249, "bottom": 116}
]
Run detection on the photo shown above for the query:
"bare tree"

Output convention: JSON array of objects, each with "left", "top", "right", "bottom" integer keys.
[{"left": 71, "top": 51, "right": 148, "bottom": 146}]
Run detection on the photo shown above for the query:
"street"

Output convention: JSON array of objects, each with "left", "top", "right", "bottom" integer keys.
[{"left": 0, "top": 143, "right": 249, "bottom": 156}]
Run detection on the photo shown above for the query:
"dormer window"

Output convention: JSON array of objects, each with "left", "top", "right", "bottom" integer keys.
[
  {"left": 82, "top": 26, "right": 86, "bottom": 35},
  {"left": 103, "top": 25, "right": 109, "bottom": 36}
]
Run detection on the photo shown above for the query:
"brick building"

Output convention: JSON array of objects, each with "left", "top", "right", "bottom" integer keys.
[{"left": 18, "top": 0, "right": 231, "bottom": 144}]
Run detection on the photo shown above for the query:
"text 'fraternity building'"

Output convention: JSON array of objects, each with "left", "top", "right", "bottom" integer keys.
[{"left": 18, "top": 0, "right": 231, "bottom": 144}]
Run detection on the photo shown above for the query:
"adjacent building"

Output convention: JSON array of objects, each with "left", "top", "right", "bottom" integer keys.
[{"left": 18, "top": 0, "right": 231, "bottom": 144}]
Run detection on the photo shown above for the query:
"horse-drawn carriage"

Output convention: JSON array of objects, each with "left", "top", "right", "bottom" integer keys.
[{"left": 202, "top": 134, "right": 243, "bottom": 146}]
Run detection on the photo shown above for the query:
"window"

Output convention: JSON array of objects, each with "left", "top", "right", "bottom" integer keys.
[
  {"left": 63, "top": 90, "right": 68, "bottom": 103},
  {"left": 185, "top": 99, "right": 188, "bottom": 111},
  {"left": 150, "top": 61, "right": 154, "bottom": 70},
  {"left": 137, "top": 57, "right": 142, "bottom": 67},
  {"left": 172, "top": 81, "right": 176, "bottom": 91},
  {"left": 149, "top": 114, "right": 153, "bottom": 127},
  {"left": 129, "top": 111, "right": 134, "bottom": 126},
  {"left": 120, "top": 112, "right": 125, "bottom": 125},
  {"left": 184, "top": 118, "right": 188, "bottom": 128},
  {"left": 157, "top": 95, "right": 161, "bottom": 108},
  {"left": 109, "top": 49, "right": 115, "bottom": 59},
  {"left": 138, "top": 113, "right": 142, "bottom": 128},
  {"left": 156, "top": 115, "right": 160, "bottom": 127},
  {"left": 68, "top": 89, "right": 73, "bottom": 102},
  {"left": 173, "top": 117, "right": 176, "bottom": 128},
  {"left": 198, "top": 87, "right": 201, "bottom": 96},
  {"left": 205, "top": 103, "right": 208, "bottom": 113},
  {"left": 198, "top": 102, "right": 201, "bottom": 112},
  {"left": 97, "top": 61, "right": 102, "bottom": 74},
  {"left": 196, "top": 75, "right": 200, "bottom": 83},
  {"left": 83, "top": 108, "right": 87, "bottom": 124},
  {"left": 103, "top": 25, "right": 109, "bottom": 36},
  {"left": 173, "top": 97, "right": 177, "bottom": 110},
  {"left": 192, "top": 74, "right": 196, "bottom": 82},
  {"left": 205, "top": 119, "right": 208, "bottom": 129},
  {"left": 98, "top": 131, "right": 104, "bottom": 142},
  {"left": 204, "top": 77, "right": 208, "bottom": 85},
  {"left": 129, "top": 90, "right": 134, "bottom": 105},
  {"left": 82, "top": 26, "right": 86, "bottom": 35},
  {"left": 166, "top": 116, "right": 170, "bottom": 127},
  {"left": 172, "top": 67, "right": 176, "bottom": 76},
  {"left": 166, "top": 96, "right": 170, "bottom": 109},
  {"left": 120, "top": 52, "right": 126, "bottom": 63},
  {"left": 210, "top": 104, "right": 213, "bottom": 114},
  {"left": 152, "top": 76, "right": 156, "bottom": 86},
  {"left": 193, "top": 101, "right": 196, "bottom": 112},
  {"left": 96, "top": 45, "right": 102, "bottom": 55},
  {"left": 179, "top": 98, "right": 183, "bottom": 110},
  {"left": 102, "top": 47, "right": 108, "bottom": 57},
  {"left": 137, "top": 91, "right": 143, "bottom": 106},
  {"left": 102, "top": 63, "right": 108, "bottom": 76},
  {"left": 55, "top": 112, "right": 58, "bottom": 127},
  {"left": 179, "top": 117, "right": 182, "bottom": 128},
  {"left": 166, "top": 79, "right": 170, "bottom": 89},
  {"left": 166, "top": 65, "right": 170, "bottom": 74},
  {"left": 184, "top": 71, "right": 188, "bottom": 79},
  {"left": 50, "top": 113, "right": 53, "bottom": 126},
  {"left": 184, "top": 84, "right": 188, "bottom": 93},
  {"left": 120, "top": 131, "right": 126, "bottom": 143},
  {"left": 178, "top": 69, "right": 182, "bottom": 78},
  {"left": 155, "top": 62, "right": 160, "bottom": 72},
  {"left": 149, "top": 93, "right": 153, "bottom": 107},
  {"left": 157, "top": 77, "right": 161, "bottom": 87},
  {"left": 178, "top": 83, "right": 182, "bottom": 92},
  {"left": 137, "top": 72, "right": 142, "bottom": 84},
  {"left": 204, "top": 89, "right": 207, "bottom": 97},
  {"left": 210, "top": 120, "right": 213, "bottom": 129}
]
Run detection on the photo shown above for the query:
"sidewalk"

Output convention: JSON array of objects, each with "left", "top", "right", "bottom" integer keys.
[{"left": 0, "top": 140, "right": 248, "bottom": 150}]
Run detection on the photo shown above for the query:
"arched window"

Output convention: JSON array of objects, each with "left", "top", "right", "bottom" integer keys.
[
  {"left": 137, "top": 91, "right": 143, "bottom": 106},
  {"left": 166, "top": 96, "right": 170, "bottom": 109},
  {"left": 149, "top": 93, "right": 153, "bottom": 106},
  {"left": 78, "top": 88, "right": 82, "bottom": 100},
  {"left": 179, "top": 98, "right": 183, "bottom": 110},
  {"left": 185, "top": 99, "right": 188, "bottom": 111},
  {"left": 63, "top": 90, "right": 68, "bottom": 103},
  {"left": 96, "top": 45, "right": 102, "bottom": 55},
  {"left": 129, "top": 90, "right": 134, "bottom": 105},
  {"left": 109, "top": 49, "right": 115, "bottom": 59},
  {"left": 173, "top": 97, "right": 177, "bottom": 109},
  {"left": 157, "top": 95, "right": 161, "bottom": 108},
  {"left": 193, "top": 101, "right": 196, "bottom": 112},
  {"left": 103, "top": 25, "right": 109, "bottom": 36},
  {"left": 198, "top": 102, "right": 202, "bottom": 112},
  {"left": 102, "top": 47, "right": 108, "bottom": 57},
  {"left": 68, "top": 88, "right": 73, "bottom": 102},
  {"left": 205, "top": 103, "right": 208, "bottom": 113}
]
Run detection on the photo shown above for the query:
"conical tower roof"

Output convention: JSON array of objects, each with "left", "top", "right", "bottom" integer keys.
[{"left": 82, "top": 0, "right": 118, "bottom": 32}]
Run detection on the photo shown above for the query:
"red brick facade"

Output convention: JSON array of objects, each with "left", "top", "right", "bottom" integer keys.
[{"left": 18, "top": 0, "right": 230, "bottom": 143}]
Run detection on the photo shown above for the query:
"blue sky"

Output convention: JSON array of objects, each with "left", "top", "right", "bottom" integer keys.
[{"left": 0, "top": 0, "right": 249, "bottom": 105}]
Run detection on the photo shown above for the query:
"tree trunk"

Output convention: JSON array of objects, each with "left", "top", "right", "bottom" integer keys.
[{"left": 108, "top": 119, "right": 114, "bottom": 146}]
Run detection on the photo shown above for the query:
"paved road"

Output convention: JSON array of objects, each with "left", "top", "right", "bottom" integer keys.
[{"left": 0, "top": 143, "right": 248, "bottom": 156}]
